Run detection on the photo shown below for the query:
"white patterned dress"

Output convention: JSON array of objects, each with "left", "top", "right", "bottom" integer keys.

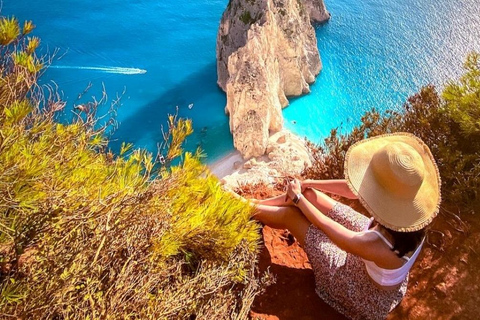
[{"left": 304, "top": 202, "right": 408, "bottom": 320}]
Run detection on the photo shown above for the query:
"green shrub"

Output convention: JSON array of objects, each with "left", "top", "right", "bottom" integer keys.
[
  {"left": 303, "top": 52, "right": 480, "bottom": 208},
  {"left": 0, "top": 16, "right": 262, "bottom": 319},
  {"left": 239, "top": 11, "right": 254, "bottom": 25},
  {"left": 443, "top": 53, "right": 480, "bottom": 137}
]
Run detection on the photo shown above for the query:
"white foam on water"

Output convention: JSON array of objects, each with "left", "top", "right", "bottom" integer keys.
[{"left": 50, "top": 65, "right": 147, "bottom": 75}]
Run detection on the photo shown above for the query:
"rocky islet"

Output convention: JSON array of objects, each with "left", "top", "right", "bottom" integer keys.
[{"left": 215, "top": 0, "right": 330, "bottom": 187}]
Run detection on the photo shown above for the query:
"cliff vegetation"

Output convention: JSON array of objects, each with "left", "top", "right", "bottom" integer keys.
[{"left": 0, "top": 17, "right": 264, "bottom": 319}]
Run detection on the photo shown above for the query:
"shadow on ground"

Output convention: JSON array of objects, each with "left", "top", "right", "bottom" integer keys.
[{"left": 250, "top": 226, "right": 346, "bottom": 320}]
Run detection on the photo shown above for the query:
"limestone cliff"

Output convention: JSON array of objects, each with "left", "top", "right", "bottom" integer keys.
[
  {"left": 216, "top": 0, "right": 329, "bottom": 160},
  {"left": 211, "top": 130, "right": 313, "bottom": 189},
  {"left": 305, "top": 0, "right": 330, "bottom": 23}
]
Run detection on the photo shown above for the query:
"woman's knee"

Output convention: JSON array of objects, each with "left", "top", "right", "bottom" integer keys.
[{"left": 283, "top": 208, "right": 310, "bottom": 246}]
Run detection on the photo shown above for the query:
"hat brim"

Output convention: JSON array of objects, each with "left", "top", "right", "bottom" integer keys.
[{"left": 345, "top": 133, "right": 441, "bottom": 232}]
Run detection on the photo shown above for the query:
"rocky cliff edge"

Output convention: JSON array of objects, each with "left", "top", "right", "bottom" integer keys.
[
  {"left": 216, "top": 0, "right": 329, "bottom": 158},
  {"left": 215, "top": 0, "right": 329, "bottom": 185}
]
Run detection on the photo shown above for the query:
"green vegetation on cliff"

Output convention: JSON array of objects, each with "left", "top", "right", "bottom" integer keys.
[
  {"left": 443, "top": 53, "right": 480, "bottom": 137},
  {"left": 0, "top": 17, "right": 262, "bottom": 319}
]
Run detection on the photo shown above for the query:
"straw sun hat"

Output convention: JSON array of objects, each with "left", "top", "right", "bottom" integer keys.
[{"left": 345, "top": 133, "right": 441, "bottom": 232}]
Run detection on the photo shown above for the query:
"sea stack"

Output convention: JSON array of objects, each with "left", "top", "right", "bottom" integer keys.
[{"left": 216, "top": 0, "right": 329, "bottom": 160}]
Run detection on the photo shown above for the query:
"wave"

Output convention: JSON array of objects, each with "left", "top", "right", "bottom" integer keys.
[{"left": 49, "top": 65, "right": 147, "bottom": 75}]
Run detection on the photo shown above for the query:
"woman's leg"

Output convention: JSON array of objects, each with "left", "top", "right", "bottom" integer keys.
[
  {"left": 256, "top": 188, "right": 337, "bottom": 214},
  {"left": 253, "top": 204, "right": 310, "bottom": 246},
  {"left": 248, "top": 186, "right": 344, "bottom": 245},
  {"left": 252, "top": 188, "right": 339, "bottom": 245},
  {"left": 302, "top": 188, "right": 337, "bottom": 216},
  {"left": 254, "top": 194, "right": 293, "bottom": 206}
]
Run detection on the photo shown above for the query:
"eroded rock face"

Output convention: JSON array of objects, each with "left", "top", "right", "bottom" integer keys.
[
  {"left": 305, "top": 0, "right": 331, "bottom": 23},
  {"left": 225, "top": 23, "right": 284, "bottom": 159},
  {"left": 217, "top": 0, "right": 328, "bottom": 159},
  {"left": 216, "top": 130, "right": 313, "bottom": 189}
]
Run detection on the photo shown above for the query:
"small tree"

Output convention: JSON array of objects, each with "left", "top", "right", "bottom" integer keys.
[{"left": 443, "top": 52, "right": 480, "bottom": 138}]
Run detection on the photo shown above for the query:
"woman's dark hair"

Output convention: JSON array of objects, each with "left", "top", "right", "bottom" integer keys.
[{"left": 387, "top": 228, "right": 426, "bottom": 258}]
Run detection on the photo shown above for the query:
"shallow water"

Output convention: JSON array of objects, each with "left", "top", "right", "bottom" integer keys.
[{"left": 3, "top": 0, "right": 480, "bottom": 162}]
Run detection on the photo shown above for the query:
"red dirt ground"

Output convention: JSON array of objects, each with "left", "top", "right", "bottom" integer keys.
[{"left": 244, "top": 188, "right": 480, "bottom": 320}]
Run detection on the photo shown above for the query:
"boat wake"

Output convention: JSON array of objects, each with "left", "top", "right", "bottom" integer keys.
[{"left": 50, "top": 65, "right": 147, "bottom": 75}]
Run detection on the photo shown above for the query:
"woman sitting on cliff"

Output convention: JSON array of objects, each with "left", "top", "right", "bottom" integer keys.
[{"left": 251, "top": 133, "right": 441, "bottom": 320}]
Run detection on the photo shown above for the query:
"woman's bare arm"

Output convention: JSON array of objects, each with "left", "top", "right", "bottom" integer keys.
[
  {"left": 287, "top": 179, "right": 384, "bottom": 263},
  {"left": 302, "top": 179, "right": 358, "bottom": 199}
]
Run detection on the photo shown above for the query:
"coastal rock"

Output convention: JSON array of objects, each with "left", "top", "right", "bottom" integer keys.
[
  {"left": 217, "top": 0, "right": 327, "bottom": 159},
  {"left": 210, "top": 130, "right": 312, "bottom": 189},
  {"left": 304, "top": 0, "right": 331, "bottom": 23},
  {"left": 266, "top": 130, "right": 312, "bottom": 172}
]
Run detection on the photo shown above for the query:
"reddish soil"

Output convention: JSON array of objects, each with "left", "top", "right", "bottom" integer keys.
[{"left": 244, "top": 187, "right": 480, "bottom": 320}]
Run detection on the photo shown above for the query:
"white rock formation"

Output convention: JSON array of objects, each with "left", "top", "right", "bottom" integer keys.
[
  {"left": 305, "top": 0, "right": 331, "bottom": 23},
  {"left": 210, "top": 130, "right": 313, "bottom": 189},
  {"left": 217, "top": 0, "right": 329, "bottom": 159}
]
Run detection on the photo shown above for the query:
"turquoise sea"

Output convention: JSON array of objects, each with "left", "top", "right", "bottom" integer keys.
[{"left": 3, "top": 0, "right": 480, "bottom": 162}]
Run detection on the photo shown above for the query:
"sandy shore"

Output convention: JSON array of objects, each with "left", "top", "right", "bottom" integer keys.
[{"left": 208, "top": 150, "right": 245, "bottom": 179}]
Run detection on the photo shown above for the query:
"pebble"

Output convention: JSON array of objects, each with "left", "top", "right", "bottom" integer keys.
[{"left": 434, "top": 282, "right": 447, "bottom": 298}]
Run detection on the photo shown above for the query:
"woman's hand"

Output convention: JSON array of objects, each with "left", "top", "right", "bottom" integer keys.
[{"left": 286, "top": 178, "right": 302, "bottom": 202}]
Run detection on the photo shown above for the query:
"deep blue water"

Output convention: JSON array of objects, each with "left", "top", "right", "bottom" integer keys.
[{"left": 3, "top": 0, "right": 480, "bottom": 162}]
